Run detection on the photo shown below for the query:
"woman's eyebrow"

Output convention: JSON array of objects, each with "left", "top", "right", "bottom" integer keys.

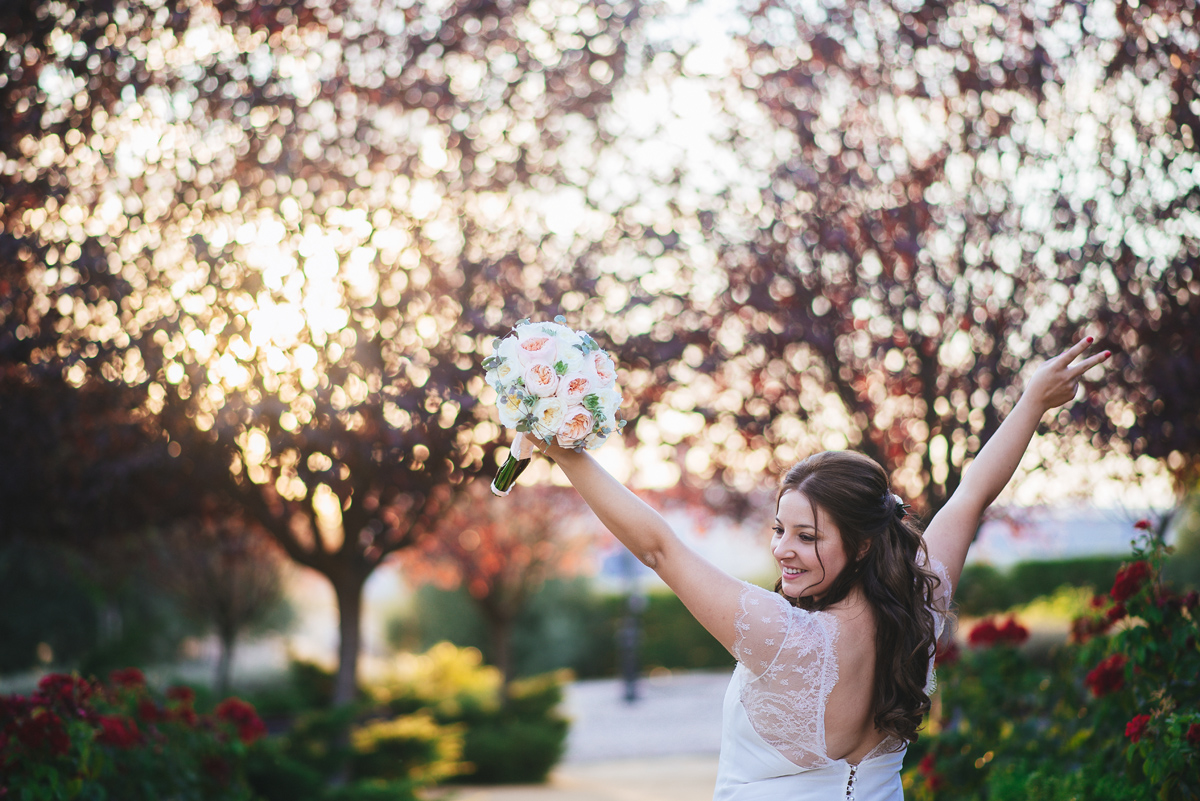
[{"left": 775, "top": 518, "right": 817, "bottom": 531}]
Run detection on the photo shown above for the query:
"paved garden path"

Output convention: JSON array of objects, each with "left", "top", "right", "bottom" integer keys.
[{"left": 432, "top": 669, "right": 732, "bottom": 801}]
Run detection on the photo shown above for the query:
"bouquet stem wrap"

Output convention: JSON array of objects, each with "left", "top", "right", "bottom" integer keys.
[
  {"left": 491, "top": 433, "right": 536, "bottom": 496},
  {"left": 490, "top": 453, "right": 530, "bottom": 497}
]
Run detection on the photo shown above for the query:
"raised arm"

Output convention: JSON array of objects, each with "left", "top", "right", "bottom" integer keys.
[
  {"left": 534, "top": 439, "right": 745, "bottom": 652},
  {"left": 924, "top": 337, "right": 1111, "bottom": 586}
]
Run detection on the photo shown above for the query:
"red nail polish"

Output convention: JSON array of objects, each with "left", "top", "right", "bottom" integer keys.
[{"left": 1086, "top": 337, "right": 1094, "bottom": 343}]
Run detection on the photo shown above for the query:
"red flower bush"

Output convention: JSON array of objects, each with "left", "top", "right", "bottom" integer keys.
[
  {"left": 215, "top": 697, "right": 266, "bottom": 744},
  {"left": 968, "top": 615, "right": 1030, "bottom": 648},
  {"left": 165, "top": 686, "right": 199, "bottom": 726},
  {"left": 1110, "top": 560, "right": 1151, "bottom": 603},
  {"left": 1105, "top": 603, "right": 1127, "bottom": 624},
  {"left": 1125, "top": 713, "right": 1151, "bottom": 743},
  {"left": 1070, "top": 614, "right": 1108, "bottom": 644},
  {"left": 96, "top": 715, "right": 141, "bottom": 748},
  {"left": 917, "top": 753, "right": 946, "bottom": 791},
  {"left": 1, "top": 670, "right": 260, "bottom": 796},
  {"left": 36, "top": 674, "right": 94, "bottom": 711},
  {"left": 12, "top": 710, "right": 70, "bottom": 757},
  {"left": 1084, "top": 653, "right": 1128, "bottom": 697}
]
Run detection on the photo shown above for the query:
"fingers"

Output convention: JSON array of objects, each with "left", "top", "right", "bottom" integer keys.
[
  {"left": 1067, "top": 348, "right": 1112, "bottom": 379},
  {"left": 1058, "top": 336, "right": 1095, "bottom": 362}
]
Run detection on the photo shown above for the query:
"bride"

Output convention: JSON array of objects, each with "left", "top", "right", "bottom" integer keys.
[{"left": 519, "top": 337, "right": 1108, "bottom": 800}]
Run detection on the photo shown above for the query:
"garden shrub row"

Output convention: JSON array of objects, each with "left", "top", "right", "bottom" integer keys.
[
  {"left": 1, "top": 644, "right": 569, "bottom": 799},
  {"left": 401, "top": 554, "right": 1184, "bottom": 680},
  {"left": 393, "top": 577, "right": 736, "bottom": 681}
]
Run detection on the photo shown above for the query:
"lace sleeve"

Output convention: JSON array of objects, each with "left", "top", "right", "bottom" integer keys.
[
  {"left": 922, "top": 555, "right": 954, "bottom": 696},
  {"left": 733, "top": 582, "right": 839, "bottom": 768},
  {"left": 925, "top": 555, "right": 954, "bottom": 636}
]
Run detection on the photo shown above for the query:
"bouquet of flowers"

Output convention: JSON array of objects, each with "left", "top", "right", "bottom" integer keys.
[{"left": 484, "top": 317, "right": 624, "bottom": 496}]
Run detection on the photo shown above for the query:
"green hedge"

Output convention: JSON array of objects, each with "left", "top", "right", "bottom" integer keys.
[
  {"left": 390, "top": 578, "right": 733, "bottom": 681},
  {"left": 956, "top": 556, "right": 1128, "bottom": 617}
]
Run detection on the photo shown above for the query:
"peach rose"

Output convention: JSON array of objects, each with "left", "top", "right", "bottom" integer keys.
[
  {"left": 589, "top": 351, "right": 616, "bottom": 387},
  {"left": 557, "top": 407, "right": 594, "bottom": 448},
  {"left": 517, "top": 335, "right": 557, "bottom": 366},
  {"left": 556, "top": 371, "right": 592, "bottom": 404},
  {"left": 523, "top": 362, "right": 560, "bottom": 397}
]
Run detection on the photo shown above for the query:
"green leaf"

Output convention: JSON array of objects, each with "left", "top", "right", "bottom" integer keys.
[{"left": 555, "top": 360, "right": 568, "bottom": 375}]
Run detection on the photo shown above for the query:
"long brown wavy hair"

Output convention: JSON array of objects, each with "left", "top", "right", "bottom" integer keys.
[{"left": 772, "top": 451, "right": 942, "bottom": 744}]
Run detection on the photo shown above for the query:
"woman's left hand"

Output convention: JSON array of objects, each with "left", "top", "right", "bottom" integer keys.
[{"left": 1024, "top": 336, "right": 1111, "bottom": 413}]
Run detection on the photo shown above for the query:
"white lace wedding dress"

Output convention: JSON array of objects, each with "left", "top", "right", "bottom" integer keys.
[{"left": 713, "top": 559, "right": 952, "bottom": 801}]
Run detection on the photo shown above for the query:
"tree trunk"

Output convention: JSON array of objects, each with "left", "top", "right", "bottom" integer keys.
[
  {"left": 215, "top": 625, "right": 236, "bottom": 696},
  {"left": 331, "top": 572, "right": 365, "bottom": 707},
  {"left": 487, "top": 615, "right": 515, "bottom": 697}
]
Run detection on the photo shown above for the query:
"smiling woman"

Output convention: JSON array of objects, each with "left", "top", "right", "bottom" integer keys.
[{"left": 525, "top": 338, "right": 1109, "bottom": 800}]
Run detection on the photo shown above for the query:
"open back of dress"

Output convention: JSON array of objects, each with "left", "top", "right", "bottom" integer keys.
[{"left": 712, "top": 558, "right": 952, "bottom": 800}]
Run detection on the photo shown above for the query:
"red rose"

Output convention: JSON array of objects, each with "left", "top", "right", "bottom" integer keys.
[
  {"left": 996, "top": 616, "right": 1030, "bottom": 646},
  {"left": 968, "top": 619, "right": 1000, "bottom": 647},
  {"left": 935, "top": 639, "right": 960, "bottom": 665},
  {"left": 108, "top": 668, "right": 146, "bottom": 689},
  {"left": 166, "top": 686, "right": 196, "bottom": 706},
  {"left": 1105, "top": 603, "right": 1127, "bottom": 624},
  {"left": 1084, "top": 654, "right": 1128, "bottom": 698},
  {"left": 1110, "top": 561, "right": 1152, "bottom": 603},
  {"left": 1186, "top": 723, "right": 1200, "bottom": 747},
  {"left": 1155, "top": 591, "right": 1183, "bottom": 614},
  {"left": 1125, "top": 713, "right": 1151, "bottom": 743},
  {"left": 137, "top": 698, "right": 161, "bottom": 723},
  {"left": 969, "top": 616, "right": 1028, "bottom": 647},
  {"left": 96, "top": 716, "right": 141, "bottom": 749},
  {"left": 918, "top": 753, "right": 936, "bottom": 775},
  {"left": 1133, "top": 519, "right": 1152, "bottom": 530},
  {"left": 36, "top": 674, "right": 92, "bottom": 710},
  {"left": 215, "top": 697, "right": 266, "bottom": 744}
]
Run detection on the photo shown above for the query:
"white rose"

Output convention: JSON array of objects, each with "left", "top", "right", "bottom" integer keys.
[
  {"left": 535, "top": 322, "right": 581, "bottom": 348},
  {"left": 486, "top": 336, "right": 522, "bottom": 388},
  {"left": 555, "top": 342, "right": 587, "bottom": 375},
  {"left": 497, "top": 387, "right": 531, "bottom": 429},
  {"left": 530, "top": 396, "right": 568, "bottom": 441},
  {"left": 591, "top": 385, "right": 623, "bottom": 419}
]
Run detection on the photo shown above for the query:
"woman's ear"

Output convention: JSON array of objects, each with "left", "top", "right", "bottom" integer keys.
[{"left": 857, "top": 539, "right": 872, "bottom": 560}]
